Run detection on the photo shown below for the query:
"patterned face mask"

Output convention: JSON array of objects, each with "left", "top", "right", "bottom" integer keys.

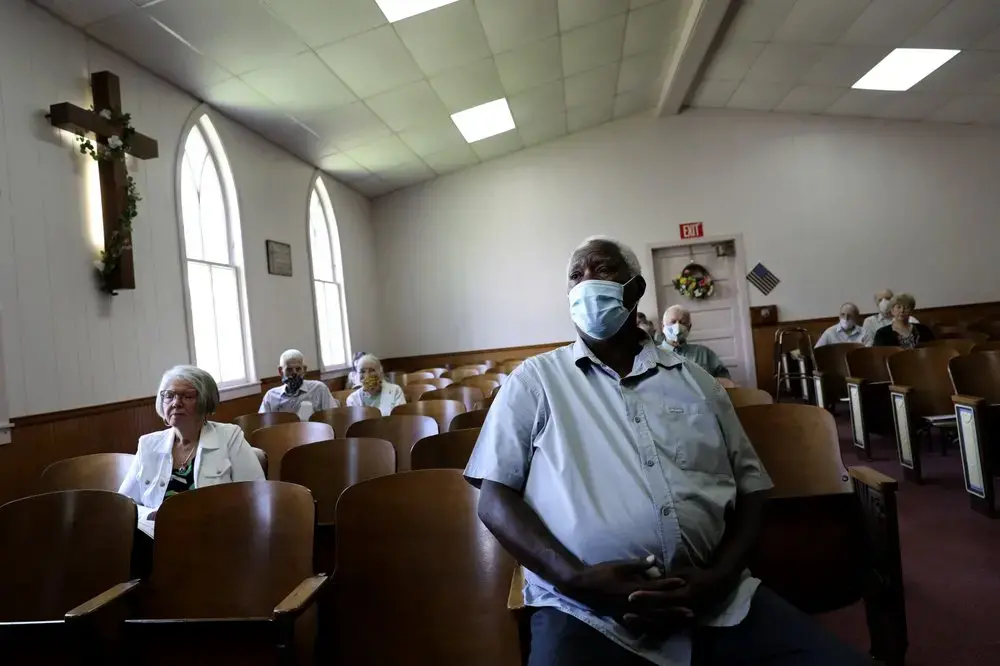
[
  {"left": 362, "top": 374, "right": 381, "bottom": 393},
  {"left": 283, "top": 373, "right": 305, "bottom": 395}
]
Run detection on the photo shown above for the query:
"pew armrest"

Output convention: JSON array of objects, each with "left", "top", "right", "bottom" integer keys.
[
  {"left": 273, "top": 574, "right": 328, "bottom": 620},
  {"left": 507, "top": 566, "right": 526, "bottom": 611},
  {"left": 65, "top": 579, "right": 141, "bottom": 620},
  {"left": 888, "top": 385, "right": 911, "bottom": 395},
  {"left": 849, "top": 467, "right": 898, "bottom": 493},
  {"left": 953, "top": 394, "right": 985, "bottom": 407}
]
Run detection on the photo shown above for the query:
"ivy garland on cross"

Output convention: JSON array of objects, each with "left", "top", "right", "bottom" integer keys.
[{"left": 77, "top": 108, "right": 142, "bottom": 294}]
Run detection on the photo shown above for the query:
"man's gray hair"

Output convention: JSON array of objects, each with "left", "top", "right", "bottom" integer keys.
[
  {"left": 662, "top": 304, "right": 690, "bottom": 326},
  {"left": 155, "top": 365, "right": 219, "bottom": 419},
  {"left": 356, "top": 353, "right": 383, "bottom": 375},
  {"left": 567, "top": 235, "right": 642, "bottom": 281},
  {"left": 279, "top": 349, "right": 305, "bottom": 367}
]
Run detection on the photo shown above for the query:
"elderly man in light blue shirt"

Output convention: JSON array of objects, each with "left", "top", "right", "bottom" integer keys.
[
  {"left": 258, "top": 349, "right": 337, "bottom": 420},
  {"left": 465, "top": 236, "right": 869, "bottom": 666}
]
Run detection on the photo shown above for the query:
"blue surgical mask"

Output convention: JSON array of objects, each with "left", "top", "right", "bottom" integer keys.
[
  {"left": 568, "top": 277, "right": 637, "bottom": 340},
  {"left": 665, "top": 322, "right": 689, "bottom": 344}
]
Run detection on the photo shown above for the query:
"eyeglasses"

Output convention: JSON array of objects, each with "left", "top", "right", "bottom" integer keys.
[{"left": 160, "top": 390, "right": 198, "bottom": 404}]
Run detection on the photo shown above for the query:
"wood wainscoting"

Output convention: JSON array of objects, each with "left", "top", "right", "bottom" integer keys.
[
  {"left": 752, "top": 300, "right": 1000, "bottom": 393},
  {"left": 1, "top": 341, "right": 567, "bottom": 507}
]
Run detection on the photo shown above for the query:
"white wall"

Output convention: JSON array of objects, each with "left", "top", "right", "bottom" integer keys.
[
  {"left": 373, "top": 109, "right": 1000, "bottom": 358},
  {"left": 0, "top": 0, "right": 378, "bottom": 417}
]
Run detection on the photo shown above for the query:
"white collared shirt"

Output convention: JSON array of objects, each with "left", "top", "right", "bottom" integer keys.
[
  {"left": 258, "top": 379, "right": 337, "bottom": 418},
  {"left": 118, "top": 421, "right": 265, "bottom": 521},
  {"left": 465, "top": 339, "right": 773, "bottom": 666},
  {"left": 815, "top": 322, "right": 869, "bottom": 347}
]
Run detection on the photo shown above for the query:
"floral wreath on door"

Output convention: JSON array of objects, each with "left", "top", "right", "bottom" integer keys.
[{"left": 672, "top": 263, "right": 715, "bottom": 300}]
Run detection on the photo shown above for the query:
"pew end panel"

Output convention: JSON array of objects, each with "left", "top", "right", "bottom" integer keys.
[
  {"left": 846, "top": 378, "right": 892, "bottom": 460},
  {"left": 952, "top": 395, "right": 997, "bottom": 518},
  {"left": 888, "top": 385, "right": 922, "bottom": 483}
]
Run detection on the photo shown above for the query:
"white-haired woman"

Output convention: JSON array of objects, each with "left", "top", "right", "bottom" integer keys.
[
  {"left": 873, "top": 293, "right": 934, "bottom": 349},
  {"left": 346, "top": 354, "right": 405, "bottom": 416},
  {"left": 119, "top": 365, "right": 264, "bottom": 521}
]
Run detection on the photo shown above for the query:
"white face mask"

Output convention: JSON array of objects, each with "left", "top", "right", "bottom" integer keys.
[
  {"left": 878, "top": 299, "right": 891, "bottom": 315},
  {"left": 665, "top": 322, "right": 689, "bottom": 344},
  {"left": 839, "top": 317, "right": 854, "bottom": 331}
]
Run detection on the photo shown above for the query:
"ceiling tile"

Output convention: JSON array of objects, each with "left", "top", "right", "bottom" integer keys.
[
  {"left": 824, "top": 89, "right": 894, "bottom": 116},
  {"left": 623, "top": 1, "right": 678, "bottom": 57},
  {"left": 240, "top": 51, "right": 357, "bottom": 115},
  {"left": 345, "top": 135, "right": 421, "bottom": 171},
  {"left": 978, "top": 23, "right": 1000, "bottom": 50},
  {"left": 85, "top": 11, "right": 234, "bottom": 98},
  {"left": 567, "top": 98, "right": 615, "bottom": 132},
  {"left": 475, "top": 0, "right": 559, "bottom": 54},
  {"left": 868, "top": 92, "right": 952, "bottom": 121},
  {"left": 495, "top": 37, "right": 563, "bottom": 95},
  {"left": 630, "top": 0, "right": 661, "bottom": 7},
  {"left": 927, "top": 94, "right": 1000, "bottom": 123},
  {"left": 558, "top": 0, "right": 630, "bottom": 32},
  {"left": 800, "top": 45, "right": 892, "bottom": 88},
  {"left": 429, "top": 58, "right": 506, "bottom": 112},
  {"left": 743, "top": 43, "right": 829, "bottom": 85},
  {"left": 726, "top": 0, "right": 796, "bottom": 42},
  {"left": 204, "top": 78, "right": 278, "bottom": 113},
  {"left": 904, "top": 0, "right": 1000, "bottom": 49},
  {"left": 508, "top": 80, "right": 566, "bottom": 124},
  {"left": 471, "top": 130, "right": 524, "bottom": 160},
  {"left": 726, "top": 80, "right": 794, "bottom": 111},
  {"left": 398, "top": 119, "right": 468, "bottom": 156},
  {"left": 394, "top": 0, "right": 492, "bottom": 76},
  {"left": 912, "top": 50, "right": 1000, "bottom": 94},
  {"left": 518, "top": 113, "right": 567, "bottom": 146},
  {"left": 772, "top": 0, "right": 870, "bottom": 44},
  {"left": 261, "top": 0, "right": 387, "bottom": 49},
  {"left": 979, "top": 73, "right": 1000, "bottom": 94},
  {"left": 688, "top": 79, "right": 740, "bottom": 107},
  {"left": 364, "top": 80, "right": 450, "bottom": 132},
  {"left": 562, "top": 13, "right": 628, "bottom": 76},
  {"left": 423, "top": 143, "right": 481, "bottom": 174},
  {"left": 618, "top": 51, "right": 664, "bottom": 93},
  {"left": 316, "top": 25, "right": 423, "bottom": 98},
  {"left": 773, "top": 86, "right": 846, "bottom": 113},
  {"left": 146, "top": 0, "right": 306, "bottom": 75},
  {"left": 318, "top": 152, "right": 370, "bottom": 181},
  {"left": 613, "top": 89, "right": 656, "bottom": 118},
  {"left": 354, "top": 174, "right": 392, "bottom": 198},
  {"left": 702, "top": 40, "right": 766, "bottom": 82},
  {"left": 299, "top": 101, "right": 393, "bottom": 152},
  {"left": 379, "top": 160, "right": 437, "bottom": 190},
  {"left": 840, "top": 0, "right": 951, "bottom": 46},
  {"left": 35, "top": 0, "right": 137, "bottom": 26},
  {"left": 565, "top": 62, "right": 619, "bottom": 108}
]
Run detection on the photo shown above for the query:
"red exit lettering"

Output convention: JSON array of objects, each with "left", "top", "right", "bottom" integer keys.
[{"left": 679, "top": 222, "right": 704, "bottom": 239}]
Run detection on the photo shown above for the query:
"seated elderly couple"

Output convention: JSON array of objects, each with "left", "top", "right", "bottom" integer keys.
[
  {"left": 119, "top": 350, "right": 400, "bottom": 522},
  {"left": 259, "top": 348, "right": 403, "bottom": 418},
  {"left": 815, "top": 290, "right": 932, "bottom": 349},
  {"left": 466, "top": 236, "right": 870, "bottom": 666}
]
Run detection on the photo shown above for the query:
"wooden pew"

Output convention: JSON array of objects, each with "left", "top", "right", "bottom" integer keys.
[
  {"left": 845, "top": 347, "right": 900, "bottom": 460},
  {"left": 737, "top": 404, "right": 906, "bottom": 666},
  {"left": 309, "top": 406, "right": 381, "bottom": 437},
  {"left": 410, "top": 428, "right": 481, "bottom": 471},
  {"left": 38, "top": 453, "right": 134, "bottom": 492},
  {"left": 949, "top": 351, "right": 1000, "bottom": 517},
  {"left": 811, "top": 342, "right": 863, "bottom": 410},
  {"left": 346, "top": 414, "right": 438, "bottom": 472},
  {"left": 887, "top": 347, "right": 960, "bottom": 483},
  {"left": 231, "top": 411, "right": 298, "bottom": 437},
  {"left": 248, "top": 422, "right": 335, "bottom": 480}
]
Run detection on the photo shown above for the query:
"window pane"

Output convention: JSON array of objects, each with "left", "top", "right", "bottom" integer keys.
[
  {"left": 187, "top": 261, "right": 221, "bottom": 381},
  {"left": 210, "top": 265, "right": 247, "bottom": 383},
  {"left": 180, "top": 157, "right": 204, "bottom": 260},
  {"left": 314, "top": 282, "right": 334, "bottom": 368},
  {"left": 309, "top": 193, "right": 334, "bottom": 282},
  {"left": 324, "top": 282, "right": 347, "bottom": 367},
  {"left": 199, "top": 160, "right": 229, "bottom": 264},
  {"left": 184, "top": 125, "right": 209, "bottom": 176}
]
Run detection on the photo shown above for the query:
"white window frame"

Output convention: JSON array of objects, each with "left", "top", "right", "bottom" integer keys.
[
  {"left": 175, "top": 111, "right": 257, "bottom": 397},
  {"left": 307, "top": 176, "right": 352, "bottom": 372}
]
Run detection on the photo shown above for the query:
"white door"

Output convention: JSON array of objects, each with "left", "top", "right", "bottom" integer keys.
[{"left": 652, "top": 241, "right": 755, "bottom": 387}]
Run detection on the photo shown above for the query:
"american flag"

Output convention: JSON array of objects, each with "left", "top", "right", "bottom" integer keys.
[{"left": 747, "top": 263, "right": 780, "bottom": 295}]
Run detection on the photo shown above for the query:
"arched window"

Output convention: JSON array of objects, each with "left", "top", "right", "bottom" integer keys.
[
  {"left": 308, "top": 179, "right": 351, "bottom": 369},
  {"left": 178, "top": 115, "right": 254, "bottom": 386}
]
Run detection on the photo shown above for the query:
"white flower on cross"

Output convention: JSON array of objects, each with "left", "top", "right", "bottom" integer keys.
[
  {"left": 107, "top": 135, "right": 123, "bottom": 150},
  {"left": 98, "top": 109, "right": 112, "bottom": 120},
  {"left": 93, "top": 258, "right": 105, "bottom": 272}
]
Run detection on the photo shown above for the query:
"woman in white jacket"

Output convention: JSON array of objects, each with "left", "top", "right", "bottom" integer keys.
[
  {"left": 346, "top": 354, "right": 406, "bottom": 416},
  {"left": 119, "top": 365, "right": 264, "bottom": 521}
]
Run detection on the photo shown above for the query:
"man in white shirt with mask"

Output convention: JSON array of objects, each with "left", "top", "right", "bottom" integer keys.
[
  {"left": 259, "top": 349, "right": 337, "bottom": 420},
  {"left": 660, "top": 305, "right": 731, "bottom": 380},
  {"left": 815, "top": 303, "right": 867, "bottom": 347},
  {"left": 861, "top": 289, "right": 918, "bottom": 346}
]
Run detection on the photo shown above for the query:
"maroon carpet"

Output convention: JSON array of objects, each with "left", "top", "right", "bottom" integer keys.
[{"left": 815, "top": 415, "right": 1000, "bottom": 664}]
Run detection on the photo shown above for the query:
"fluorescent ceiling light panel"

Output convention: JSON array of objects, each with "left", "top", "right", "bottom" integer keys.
[
  {"left": 450, "top": 98, "right": 516, "bottom": 143},
  {"left": 374, "top": 0, "right": 460, "bottom": 22},
  {"left": 852, "top": 48, "right": 959, "bottom": 91}
]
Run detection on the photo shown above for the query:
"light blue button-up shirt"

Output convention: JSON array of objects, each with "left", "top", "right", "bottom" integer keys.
[
  {"left": 258, "top": 379, "right": 337, "bottom": 416},
  {"left": 464, "top": 338, "right": 773, "bottom": 666}
]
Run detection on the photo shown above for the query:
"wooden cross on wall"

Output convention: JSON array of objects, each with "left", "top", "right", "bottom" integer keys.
[{"left": 48, "top": 71, "right": 159, "bottom": 291}]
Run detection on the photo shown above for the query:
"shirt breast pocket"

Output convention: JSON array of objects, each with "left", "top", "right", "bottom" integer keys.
[
  {"left": 202, "top": 458, "right": 232, "bottom": 483},
  {"left": 658, "top": 401, "right": 730, "bottom": 476}
]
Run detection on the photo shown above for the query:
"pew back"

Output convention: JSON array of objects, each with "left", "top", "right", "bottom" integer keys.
[
  {"left": 346, "top": 415, "right": 438, "bottom": 472},
  {"left": 38, "top": 452, "right": 135, "bottom": 493}
]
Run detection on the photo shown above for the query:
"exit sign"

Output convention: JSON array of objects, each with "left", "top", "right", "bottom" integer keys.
[{"left": 679, "top": 221, "right": 704, "bottom": 239}]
